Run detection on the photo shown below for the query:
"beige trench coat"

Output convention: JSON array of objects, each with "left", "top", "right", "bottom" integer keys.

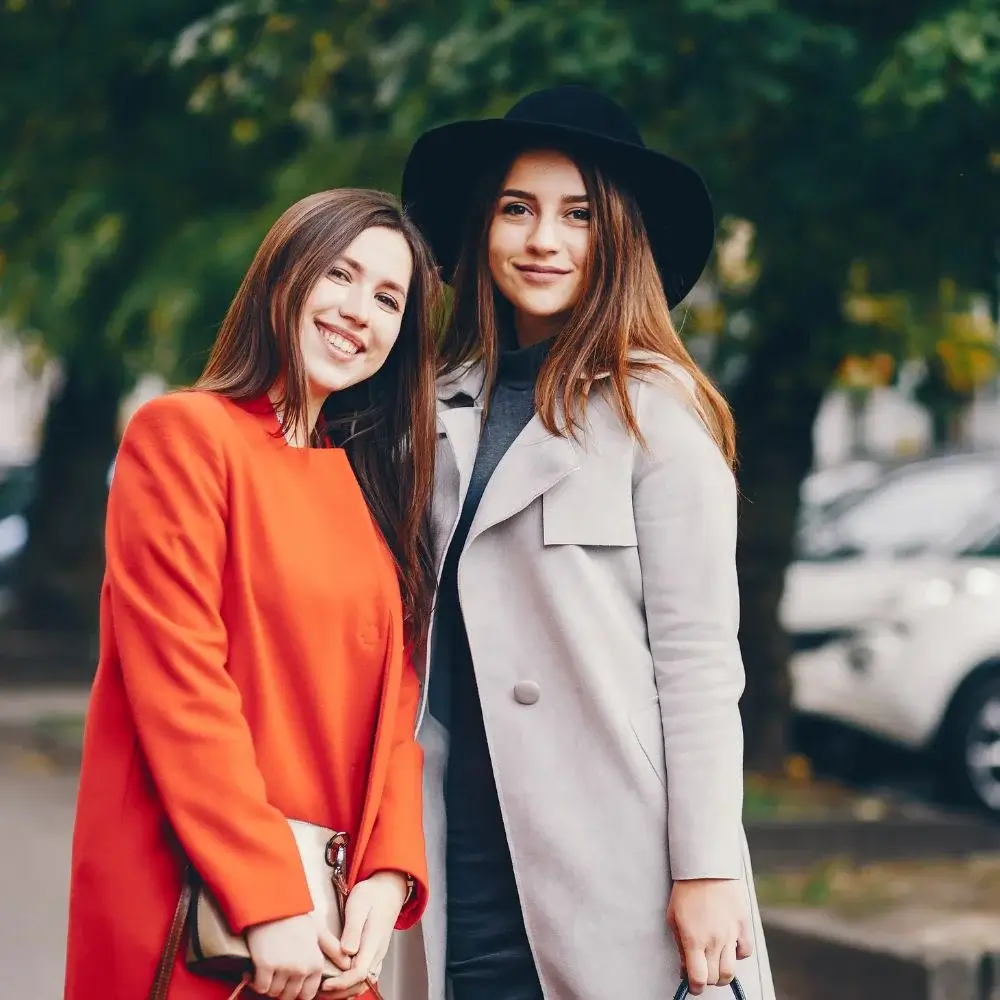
[{"left": 381, "top": 356, "right": 776, "bottom": 1000}]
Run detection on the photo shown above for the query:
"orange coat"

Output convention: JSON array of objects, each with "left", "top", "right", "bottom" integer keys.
[{"left": 65, "top": 391, "right": 427, "bottom": 1000}]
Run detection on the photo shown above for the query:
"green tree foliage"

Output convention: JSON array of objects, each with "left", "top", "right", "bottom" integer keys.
[
  {"left": 1, "top": 0, "right": 997, "bottom": 764},
  {"left": 0, "top": 0, "right": 303, "bottom": 632}
]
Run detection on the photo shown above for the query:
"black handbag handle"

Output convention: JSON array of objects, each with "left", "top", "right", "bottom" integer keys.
[{"left": 672, "top": 978, "right": 746, "bottom": 1000}]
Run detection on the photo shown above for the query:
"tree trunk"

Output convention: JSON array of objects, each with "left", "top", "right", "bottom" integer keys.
[
  {"left": 916, "top": 357, "right": 971, "bottom": 449},
  {"left": 729, "top": 275, "right": 844, "bottom": 774},
  {"left": 9, "top": 336, "right": 128, "bottom": 635},
  {"left": 846, "top": 387, "right": 869, "bottom": 458},
  {"left": 930, "top": 407, "right": 950, "bottom": 448}
]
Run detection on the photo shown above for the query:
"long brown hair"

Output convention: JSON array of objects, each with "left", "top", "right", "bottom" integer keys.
[
  {"left": 440, "top": 146, "right": 736, "bottom": 467},
  {"left": 197, "top": 189, "right": 442, "bottom": 642}
]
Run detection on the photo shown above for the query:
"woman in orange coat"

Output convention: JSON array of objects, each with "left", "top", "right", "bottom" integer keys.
[{"left": 65, "top": 189, "right": 440, "bottom": 1000}]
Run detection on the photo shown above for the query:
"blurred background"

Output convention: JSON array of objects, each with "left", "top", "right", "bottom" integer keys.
[{"left": 2, "top": 1, "right": 1000, "bottom": 997}]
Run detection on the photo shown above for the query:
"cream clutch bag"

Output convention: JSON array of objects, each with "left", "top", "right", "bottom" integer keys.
[{"left": 148, "top": 822, "right": 384, "bottom": 1000}]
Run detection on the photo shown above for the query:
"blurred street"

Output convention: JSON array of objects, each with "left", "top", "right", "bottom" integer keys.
[{"left": 0, "top": 747, "right": 77, "bottom": 996}]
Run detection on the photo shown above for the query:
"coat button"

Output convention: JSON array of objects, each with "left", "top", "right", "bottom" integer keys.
[{"left": 513, "top": 681, "right": 541, "bottom": 705}]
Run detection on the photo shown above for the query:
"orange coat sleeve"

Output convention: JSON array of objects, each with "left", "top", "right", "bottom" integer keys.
[
  {"left": 106, "top": 394, "right": 314, "bottom": 933},
  {"left": 356, "top": 645, "right": 428, "bottom": 929}
]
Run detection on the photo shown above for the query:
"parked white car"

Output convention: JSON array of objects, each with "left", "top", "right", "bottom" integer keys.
[
  {"left": 799, "top": 458, "right": 883, "bottom": 512},
  {"left": 789, "top": 492, "right": 1000, "bottom": 813},
  {"left": 785, "top": 451, "right": 1000, "bottom": 636}
]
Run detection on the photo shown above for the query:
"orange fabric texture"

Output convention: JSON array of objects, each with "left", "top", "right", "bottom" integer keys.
[{"left": 65, "top": 391, "right": 427, "bottom": 1000}]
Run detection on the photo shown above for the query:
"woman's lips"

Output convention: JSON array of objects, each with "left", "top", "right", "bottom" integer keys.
[
  {"left": 514, "top": 264, "right": 571, "bottom": 285},
  {"left": 316, "top": 320, "right": 365, "bottom": 357}
]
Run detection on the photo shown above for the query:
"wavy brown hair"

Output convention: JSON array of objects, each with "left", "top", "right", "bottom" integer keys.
[
  {"left": 197, "top": 189, "right": 441, "bottom": 642},
  {"left": 440, "top": 147, "right": 736, "bottom": 467}
]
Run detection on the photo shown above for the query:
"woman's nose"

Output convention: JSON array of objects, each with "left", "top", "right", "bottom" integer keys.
[
  {"left": 339, "top": 285, "right": 371, "bottom": 326},
  {"left": 526, "top": 213, "right": 561, "bottom": 254}
]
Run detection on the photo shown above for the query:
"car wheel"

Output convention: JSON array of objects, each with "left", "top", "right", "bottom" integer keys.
[{"left": 942, "top": 671, "right": 1000, "bottom": 815}]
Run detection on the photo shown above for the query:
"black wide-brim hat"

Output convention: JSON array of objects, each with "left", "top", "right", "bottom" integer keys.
[{"left": 401, "top": 85, "right": 715, "bottom": 307}]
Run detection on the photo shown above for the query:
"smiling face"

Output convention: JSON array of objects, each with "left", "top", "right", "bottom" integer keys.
[
  {"left": 297, "top": 224, "right": 414, "bottom": 407},
  {"left": 487, "top": 149, "right": 592, "bottom": 344}
]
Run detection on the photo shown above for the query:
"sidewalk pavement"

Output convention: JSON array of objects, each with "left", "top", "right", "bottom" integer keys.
[
  {"left": 3, "top": 686, "right": 88, "bottom": 991},
  {"left": 0, "top": 685, "right": 90, "bottom": 728},
  {"left": 0, "top": 742, "right": 79, "bottom": 995}
]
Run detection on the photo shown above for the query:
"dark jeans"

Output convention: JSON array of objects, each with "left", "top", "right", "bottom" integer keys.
[
  {"left": 444, "top": 670, "right": 544, "bottom": 1000},
  {"left": 446, "top": 831, "right": 544, "bottom": 1000}
]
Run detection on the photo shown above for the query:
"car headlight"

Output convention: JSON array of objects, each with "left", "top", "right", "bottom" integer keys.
[
  {"left": 963, "top": 567, "right": 1000, "bottom": 597},
  {"left": 891, "top": 568, "right": 1000, "bottom": 619},
  {"left": 917, "top": 577, "right": 957, "bottom": 607}
]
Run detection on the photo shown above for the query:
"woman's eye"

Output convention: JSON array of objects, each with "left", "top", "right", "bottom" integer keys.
[
  {"left": 501, "top": 202, "right": 529, "bottom": 217},
  {"left": 376, "top": 293, "right": 401, "bottom": 311},
  {"left": 569, "top": 208, "right": 591, "bottom": 222},
  {"left": 329, "top": 267, "right": 350, "bottom": 282}
]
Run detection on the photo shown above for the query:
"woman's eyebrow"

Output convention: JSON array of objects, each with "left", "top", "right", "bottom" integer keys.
[
  {"left": 499, "top": 188, "right": 589, "bottom": 203},
  {"left": 340, "top": 255, "right": 408, "bottom": 298}
]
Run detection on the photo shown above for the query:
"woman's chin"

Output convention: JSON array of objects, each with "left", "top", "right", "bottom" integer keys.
[
  {"left": 310, "top": 359, "right": 376, "bottom": 394},
  {"left": 510, "top": 292, "right": 577, "bottom": 319}
]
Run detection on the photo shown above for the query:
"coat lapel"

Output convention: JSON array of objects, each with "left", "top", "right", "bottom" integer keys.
[
  {"left": 437, "top": 405, "right": 481, "bottom": 503},
  {"left": 437, "top": 357, "right": 632, "bottom": 547},
  {"left": 435, "top": 360, "right": 486, "bottom": 508}
]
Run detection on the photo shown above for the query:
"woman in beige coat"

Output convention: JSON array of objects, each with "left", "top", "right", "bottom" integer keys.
[{"left": 381, "top": 86, "right": 777, "bottom": 1000}]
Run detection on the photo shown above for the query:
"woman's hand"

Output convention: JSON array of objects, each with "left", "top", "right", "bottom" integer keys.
[
  {"left": 245, "top": 913, "right": 347, "bottom": 1000},
  {"left": 319, "top": 870, "right": 409, "bottom": 997},
  {"left": 667, "top": 878, "right": 753, "bottom": 995}
]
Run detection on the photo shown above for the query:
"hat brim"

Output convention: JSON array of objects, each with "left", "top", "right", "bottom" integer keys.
[{"left": 401, "top": 117, "right": 715, "bottom": 306}]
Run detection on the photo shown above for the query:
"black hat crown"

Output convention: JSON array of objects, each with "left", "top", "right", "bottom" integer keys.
[{"left": 504, "top": 85, "right": 646, "bottom": 149}]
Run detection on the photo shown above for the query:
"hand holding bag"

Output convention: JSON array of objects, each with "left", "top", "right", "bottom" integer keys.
[
  {"left": 148, "top": 823, "right": 386, "bottom": 1000},
  {"left": 672, "top": 978, "right": 746, "bottom": 999}
]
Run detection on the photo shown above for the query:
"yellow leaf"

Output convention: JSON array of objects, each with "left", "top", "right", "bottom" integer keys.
[
  {"left": 847, "top": 260, "right": 869, "bottom": 293},
  {"left": 715, "top": 218, "right": 757, "bottom": 290},
  {"left": 209, "top": 25, "right": 236, "bottom": 55},
  {"left": 784, "top": 754, "right": 813, "bottom": 783},
  {"left": 835, "top": 353, "right": 895, "bottom": 389},
  {"left": 938, "top": 277, "right": 958, "bottom": 308},
  {"left": 94, "top": 213, "right": 122, "bottom": 249},
  {"left": 843, "top": 292, "right": 907, "bottom": 330},
  {"left": 188, "top": 76, "right": 219, "bottom": 114},
  {"left": 692, "top": 302, "right": 725, "bottom": 335},
  {"left": 232, "top": 119, "right": 260, "bottom": 145},
  {"left": 936, "top": 333, "right": 998, "bottom": 391},
  {"left": 264, "top": 13, "right": 296, "bottom": 33},
  {"left": 844, "top": 294, "right": 879, "bottom": 324}
]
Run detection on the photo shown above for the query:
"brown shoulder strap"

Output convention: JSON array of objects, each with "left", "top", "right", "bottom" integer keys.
[{"left": 148, "top": 879, "right": 192, "bottom": 1000}]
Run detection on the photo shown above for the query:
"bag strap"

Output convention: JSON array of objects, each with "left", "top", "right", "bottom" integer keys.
[
  {"left": 148, "top": 869, "right": 248, "bottom": 1000},
  {"left": 672, "top": 978, "right": 745, "bottom": 1000},
  {"left": 147, "top": 874, "right": 193, "bottom": 1000}
]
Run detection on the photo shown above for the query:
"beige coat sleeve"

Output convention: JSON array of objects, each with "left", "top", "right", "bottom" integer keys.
[{"left": 632, "top": 371, "right": 746, "bottom": 880}]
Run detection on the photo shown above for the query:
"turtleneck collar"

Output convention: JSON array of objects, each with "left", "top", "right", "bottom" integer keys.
[{"left": 496, "top": 319, "right": 555, "bottom": 390}]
